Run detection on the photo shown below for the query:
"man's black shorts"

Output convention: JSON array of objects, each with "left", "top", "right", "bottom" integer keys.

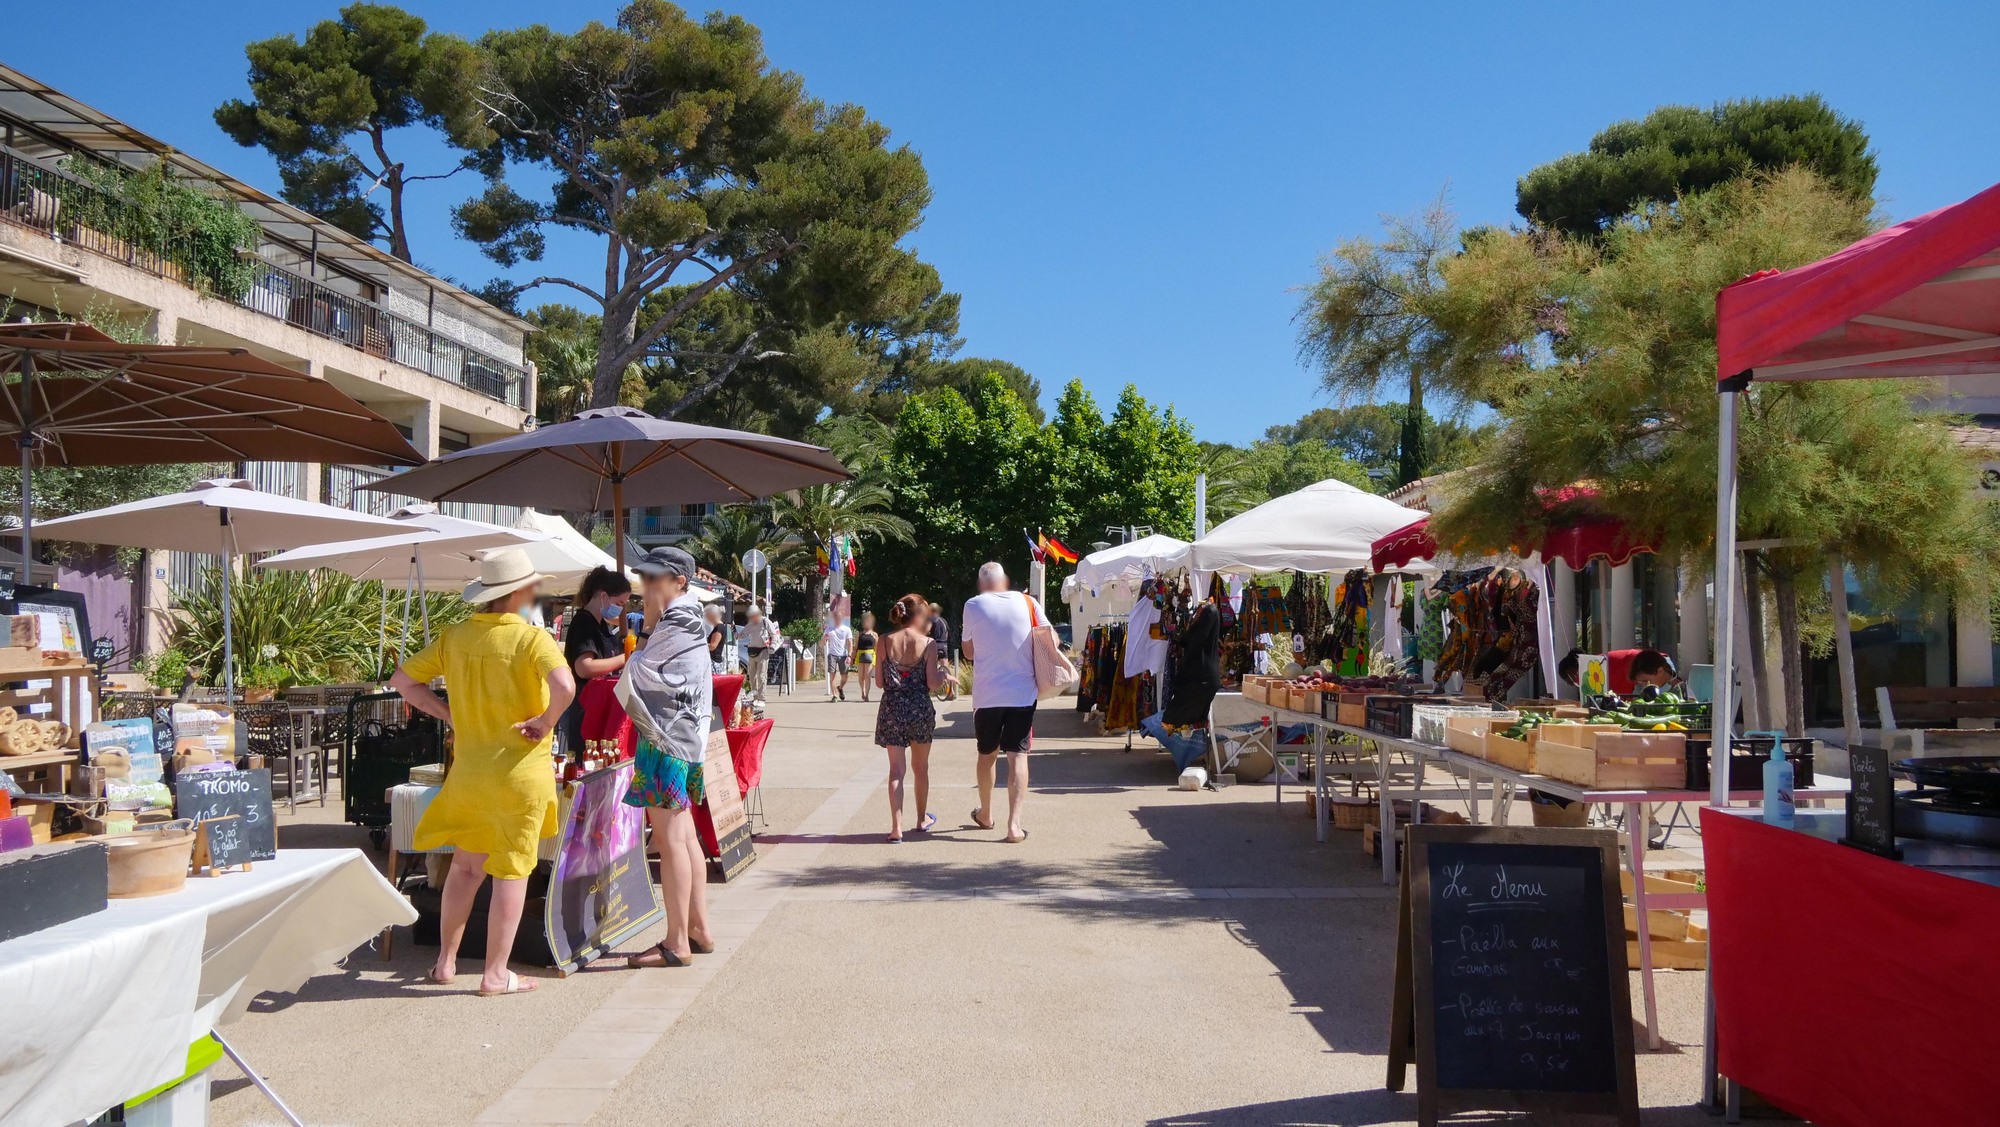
[{"left": 974, "top": 705, "right": 1036, "bottom": 755}]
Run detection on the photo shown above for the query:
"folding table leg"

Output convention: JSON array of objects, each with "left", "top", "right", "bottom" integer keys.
[
  {"left": 1314, "top": 724, "right": 1328, "bottom": 843},
  {"left": 216, "top": 1032, "right": 306, "bottom": 1127},
  {"left": 1378, "top": 740, "right": 1394, "bottom": 884},
  {"left": 1627, "top": 800, "right": 1662, "bottom": 1050}
]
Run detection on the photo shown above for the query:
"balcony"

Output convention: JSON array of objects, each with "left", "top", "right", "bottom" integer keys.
[{"left": 0, "top": 144, "right": 527, "bottom": 408}]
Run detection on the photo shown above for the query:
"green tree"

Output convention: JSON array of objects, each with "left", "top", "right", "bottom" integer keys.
[
  {"left": 682, "top": 505, "right": 787, "bottom": 588},
  {"left": 769, "top": 480, "right": 914, "bottom": 614},
  {"left": 1515, "top": 95, "right": 1877, "bottom": 240},
  {"left": 1297, "top": 195, "right": 1476, "bottom": 486},
  {"left": 1264, "top": 404, "right": 1488, "bottom": 482},
  {"left": 520, "top": 305, "right": 645, "bottom": 424},
  {"left": 215, "top": 3, "right": 484, "bottom": 261},
  {"left": 457, "top": 1, "right": 946, "bottom": 419},
  {"left": 1436, "top": 169, "right": 1996, "bottom": 733}
]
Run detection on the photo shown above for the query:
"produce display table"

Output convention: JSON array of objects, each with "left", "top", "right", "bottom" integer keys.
[
  {"left": 1703, "top": 808, "right": 2000, "bottom": 1126},
  {"left": 1257, "top": 707, "right": 1847, "bottom": 1050},
  {"left": 0, "top": 848, "right": 414, "bottom": 1126}
]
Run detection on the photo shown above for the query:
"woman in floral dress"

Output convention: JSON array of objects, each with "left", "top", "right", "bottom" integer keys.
[{"left": 874, "top": 594, "right": 949, "bottom": 842}]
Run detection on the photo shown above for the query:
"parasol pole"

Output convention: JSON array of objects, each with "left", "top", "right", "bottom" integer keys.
[
  {"left": 219, "top": 509, "right": 236, "bottom": 703},
  {"left": 416, "top": 551, "right": 431, "bottom": 645},
  {"left": 17, "top": 351, "right": 36, "bottom": 581},
  {"left": 377, "top": 574, "right": 389, "bottom": 672},
  {"left": 612, "top": 473, "right": 627, "bottom": 571}
]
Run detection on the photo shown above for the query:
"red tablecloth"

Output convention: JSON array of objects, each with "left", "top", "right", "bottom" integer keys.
[
  {"left": 725, "top": 719, "right": 773, "bottom": 795},
  {"left": 577, "top": 675, "right": 635, "bottom": 760},
  {"left": 713, "top": 674, "right": 745, "bottom": 722},
  {"left": 1702, "top": 808, "right": 2000, "bottom": 1126}
]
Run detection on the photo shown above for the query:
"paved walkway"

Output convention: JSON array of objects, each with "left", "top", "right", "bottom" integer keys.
[{"left": 212, "top": 694, "right": 1716, "bottom": 1126}]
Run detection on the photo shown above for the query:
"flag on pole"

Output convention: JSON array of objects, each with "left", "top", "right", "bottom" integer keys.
[
  {"left": 1025, "top": 529, "right": 1045, "bottom": 563},
  {"left": 1041, "top": 534, "right": 1079, "bottom": 565}
]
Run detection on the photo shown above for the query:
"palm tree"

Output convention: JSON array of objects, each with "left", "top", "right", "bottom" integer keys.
[
  {"left": 770, "top": 480, "right": 914, "bottom": 614},
  {"left": 532, "top": 335, "right": 650, "bottom": 425},
  {"left": 1198, "top": 442, "right": 1268, "bottom": 521},
  {"left": 683, "top": 505, "right": 789, "bottom": 589},
  {"left": 811, "top": 414, "right": 896, "bottom": 485}
]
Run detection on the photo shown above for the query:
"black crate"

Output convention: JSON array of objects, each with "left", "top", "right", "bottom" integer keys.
[
  {"left": 1683, "top": 734, "right": 1815, "bottom": 792},
  {"left": 1364, "top": 695, "right": 1419, "bottom": 739},
  {"left": 343, "top": 691, "right": 449, "bottom": 829}
]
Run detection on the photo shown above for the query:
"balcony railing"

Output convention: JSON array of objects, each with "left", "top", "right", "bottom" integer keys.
[
  {"left": 324, "top": 464, "right": 522, "bottom": 528},
  {"left": 0, "top": 144, "right": 528, "bottom": 409}
]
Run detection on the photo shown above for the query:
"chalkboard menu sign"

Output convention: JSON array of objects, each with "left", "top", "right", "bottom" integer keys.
[
  {"left": 1387, "top": 825, "right": 1638, "bottom": 1127},
  {"left": 1841, "top": 744, "right": 1901, "bottom": 860},
  {"left": 172, "top": 769, "right": 277, "bottom": 862}
]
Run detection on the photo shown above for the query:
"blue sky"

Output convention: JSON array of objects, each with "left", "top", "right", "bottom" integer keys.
[{"left": 10, "top": 2, "right": 1999, "bottom": 443}]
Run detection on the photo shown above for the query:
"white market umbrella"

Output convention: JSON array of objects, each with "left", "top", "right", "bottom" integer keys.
[
  {"left": 513, "top": 509, "right": 633, "bottom": 585},
  {"left": 257, "top": 503, "right": 553, "bottom": 654},
  {"left": 19, "top": 478, "right": 406, "bottom": 700},
  {"left": 1187, "top": 478, "right": 1426, "bottom": 575},
  {"left": 1074, "top": 533, "right": 1192, "bottom": 593}
]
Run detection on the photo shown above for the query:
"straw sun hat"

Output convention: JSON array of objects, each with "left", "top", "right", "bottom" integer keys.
[{"left": 462, "top": 547, "right": 551, "bottom": 605}]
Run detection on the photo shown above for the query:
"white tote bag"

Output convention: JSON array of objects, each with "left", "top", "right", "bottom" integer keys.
[{"left": 1024, "top": 594, "right": 1077, "bottom": 700}]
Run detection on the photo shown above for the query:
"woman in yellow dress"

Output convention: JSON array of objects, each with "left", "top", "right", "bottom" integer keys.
[{"left": 391, "top": 548, "right": 576, "bottom": 996}]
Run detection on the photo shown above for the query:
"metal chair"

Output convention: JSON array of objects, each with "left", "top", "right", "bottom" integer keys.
[{"left": 239, "top": 702, "right": 324, "bottom": 810}]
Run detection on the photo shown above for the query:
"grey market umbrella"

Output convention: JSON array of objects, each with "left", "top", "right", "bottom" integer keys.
[
  {"left": 358, "top": 406, "right": 850, "bottom": 565},
  {"left": 0, "top": 321, "right": 424, "bottom": 567}
]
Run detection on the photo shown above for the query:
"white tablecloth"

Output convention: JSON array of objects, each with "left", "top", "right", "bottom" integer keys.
[{"left": 0, "top": 848, "right": 415, "bottom": 1126}]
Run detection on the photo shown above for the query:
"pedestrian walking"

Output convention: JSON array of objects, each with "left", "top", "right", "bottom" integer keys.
[
  {"left": 928, "top": 602, "right": 956, "bottom": 700},
  {"left": 960, "top": 561, "right": 1040, "bottom": 842},
  {"left": 562, "top": 566, "right": 632, "bottom": 758},
  {"left": 742, "top": 606, "right": 774, "bottom": 699},
  {"left": 824, "top": 615, "right": 855, "bottom": 700},
  {"left": 855, "top": 611, "right": 880, "bottom": 703},
  {"left": 390, "top": 548, "right": 575, "bottom": 996},
  {"left": 705, "top": 603, "right": 728, "bottom": 675},
  {"left": 874, "top": 595, "right": 946, "bottom": 841},
  {"left": 619, "top": 546, "right": 717, "bottom": 969}
]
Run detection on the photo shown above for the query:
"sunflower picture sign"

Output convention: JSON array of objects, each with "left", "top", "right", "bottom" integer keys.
[{"left": 1580, "top": 653, "right": 1610, "bottom": 698}]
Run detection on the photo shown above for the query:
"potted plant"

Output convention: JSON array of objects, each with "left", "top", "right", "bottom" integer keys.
[
  {"left": 783, "top": 618, "right": 823, "bottom": 681},
  {"left": 136, "top": 647, "right": 191, "bottom": 694},
  {"left": 241, "top": 645, "right": 289, "bottom": 702}
]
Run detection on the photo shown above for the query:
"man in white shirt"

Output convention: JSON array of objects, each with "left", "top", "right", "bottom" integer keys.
[
  {"left": 960, "top": 561, "right": 1040, "bottom": 842},
  {"left": 823, "top": 615, "right": 854, "bottom": 701}
]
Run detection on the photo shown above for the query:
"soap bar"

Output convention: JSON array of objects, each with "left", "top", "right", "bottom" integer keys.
[{"left": 0, "top": 814, "right": 30, "bottom": 852}]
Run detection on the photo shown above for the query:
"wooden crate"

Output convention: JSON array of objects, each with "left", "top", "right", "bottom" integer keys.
[
  {"left": 1298, "top": 688, "right": 1325, "bottom": 716},
  {"left": 1445, "top": 713, "right": 1518, "bottom": 757},
  {"left": 1485, "top": 731, "right": 1536, "bottom": 773},
  {"left": 1537, "top": 730, "right": 1687, "bottom": 789},
  {"left": 1627, "top": 937, "right": 1708, "bottom": 970},
  {"left": 1530, "top": 722, "right": 1626, "bottom": 750},
  {"left": 1240, "top": 677, "right": 1267, "bottom": 705},
  {"left": 1619, "top": 870, "right": 1703, "bottom": 898},
  {"left": 1336, "top": 702, "right": 1367, "bottom": 726}
]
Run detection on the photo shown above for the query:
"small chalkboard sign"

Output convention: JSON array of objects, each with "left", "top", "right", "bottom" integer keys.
[
  {"left": 1387, "top": 824, "right": 1639, "bottom": 1127},
  {"left": 172, "top": 769, "right": 276, "bottom": 862},
  {"left": 1841, "top": 744, "right": 1901, "bottom": 860}
]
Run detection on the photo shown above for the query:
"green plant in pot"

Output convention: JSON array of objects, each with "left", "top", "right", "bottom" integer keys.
[
  {"left": 241, "top": 645, "right": 290, "bottom": 701},
  {"left": 136, "top": 647, "right": 191, "bottom": 694}
]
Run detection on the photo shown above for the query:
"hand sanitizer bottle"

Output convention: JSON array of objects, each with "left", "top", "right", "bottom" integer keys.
[{"left": 1762, "top": 737, "right": 1795, "bottom": 828}]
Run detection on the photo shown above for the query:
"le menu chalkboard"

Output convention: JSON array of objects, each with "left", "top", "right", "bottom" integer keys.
[
  {"left": 173, "top": 768, "right": 277, "bottom": 862},
  {"left": 1388, "top": 824, "right": 1638, "bottom": 1127},
  {"left": 1841, "top": 744, "right": 1900, "bottom": 859}
]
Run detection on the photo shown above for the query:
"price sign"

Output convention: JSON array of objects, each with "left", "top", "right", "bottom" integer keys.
[
  {"left": 172, "top": 768, "right": 276, "bottom": 862},
  {"left": 1841, "top": 745, "right": 1901, "bottom": 860}
]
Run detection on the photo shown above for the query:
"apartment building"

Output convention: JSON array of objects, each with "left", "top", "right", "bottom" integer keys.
[{"left": 0, "top": 64, "right": 539, "bottom": 656}]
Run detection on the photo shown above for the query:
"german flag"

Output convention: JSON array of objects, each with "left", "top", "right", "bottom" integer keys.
[{"left": 1040, "top": 533, "right": 1079, "bottom": 565}]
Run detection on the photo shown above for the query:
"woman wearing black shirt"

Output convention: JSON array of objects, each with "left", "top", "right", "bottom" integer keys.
[{"left": 563, "top": 566, "right": 632, "bottom": 755}]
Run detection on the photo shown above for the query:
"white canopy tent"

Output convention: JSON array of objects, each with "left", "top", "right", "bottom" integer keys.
[
  {"left": 1072, "top": 533, "right": 1191, "bottom": 593},
  {"left": 1187, "top": 478, "right": 1428, "bottom": 576},
  {"left": 257, "top": 504, "right": 550, "bottom": 590},
  {"left": 511, "top": 510, "right": 720, "bottom": 603}
]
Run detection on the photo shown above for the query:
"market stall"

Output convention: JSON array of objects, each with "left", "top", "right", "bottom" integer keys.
[
  {"left": 1702, "top": 177, "right": 2000, "bottom": 1119},
  {"left": 0, "top": 848, "right": 414, "bottom": 1126}
]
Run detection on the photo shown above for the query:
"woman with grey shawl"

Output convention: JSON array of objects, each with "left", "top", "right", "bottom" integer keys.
[{"left": 619, "top": 546, "right": 716, "bottom": 968}]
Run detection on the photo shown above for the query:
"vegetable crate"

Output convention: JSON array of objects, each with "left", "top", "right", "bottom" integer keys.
[
  {"left": 1682, "top": 734, "right": 1816, "bottom": 792},
  {"left": 1445, "top": 713, "right": 1516, "bottom": 757},
  {"left": 1485, "top": 730, "right": 1537, "bottom": 773},
  {"left": 1363, "top": 695, "right": 1420, "bottom": 739},
  {"left": 1535, "top": 725, "right": 1687, "bottom": 789}
]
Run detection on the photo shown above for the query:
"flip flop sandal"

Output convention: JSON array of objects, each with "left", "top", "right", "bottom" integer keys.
[
  {"left": 1004, "top": 830, "right": 1030, "bottom": 844},
  {"left": 886, "top": 833, "right": 903, "bottom": 844},
  {"left": 477, "top": 970, "right": 538, "bottom": 996},
  {"left": 916, "top": 812, "right": 938, "bottom": 833},
  {"left": 426, "top": 966, "right": 456, "bottom": 985},
  {"left": 626, "top": 942, "right": 688, "bottom": 969},
  {"left": 970, "top": 808, "right": 995, "bottom": 831},
  {"left": 690, "top": 938, "right": 715, "bottom": 955}
]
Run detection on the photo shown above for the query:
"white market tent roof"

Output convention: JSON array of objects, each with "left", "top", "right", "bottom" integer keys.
[
  {"left": 1186, "top": 478, "right": 1428, "bottom": 575},
  {"left": 257, "top": 504, "right": 550, "bottom": 590},
  {"left": 510, "top": 509, "right": 721, "bottom": 603},
  {"left": 1073, "top": 534, "right": 1191, "bottom": 592}
]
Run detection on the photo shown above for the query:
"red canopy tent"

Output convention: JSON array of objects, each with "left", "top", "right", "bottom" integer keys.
[
  {"left": 1706, "top": 178, "right": 2000, "bottom": 1127},
  {"left": 1711, "top": 178, "right": 2000, "bottom": 806},
  {"left": 1370, "top": 485, "right": 1662, "bottom": 573}
]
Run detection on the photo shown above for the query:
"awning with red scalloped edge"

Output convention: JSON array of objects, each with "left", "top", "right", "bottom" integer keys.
[
  {"left": 1370, "top": 485, "right": 1661, "bottom": 573},
  {"left": 1717, "top": 179, "right": 2000, "bottom": 383}
]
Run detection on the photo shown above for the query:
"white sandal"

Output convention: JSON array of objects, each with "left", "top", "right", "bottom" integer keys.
[{"left": 477, "top": 970, "right": 538, "bottom": 997}]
